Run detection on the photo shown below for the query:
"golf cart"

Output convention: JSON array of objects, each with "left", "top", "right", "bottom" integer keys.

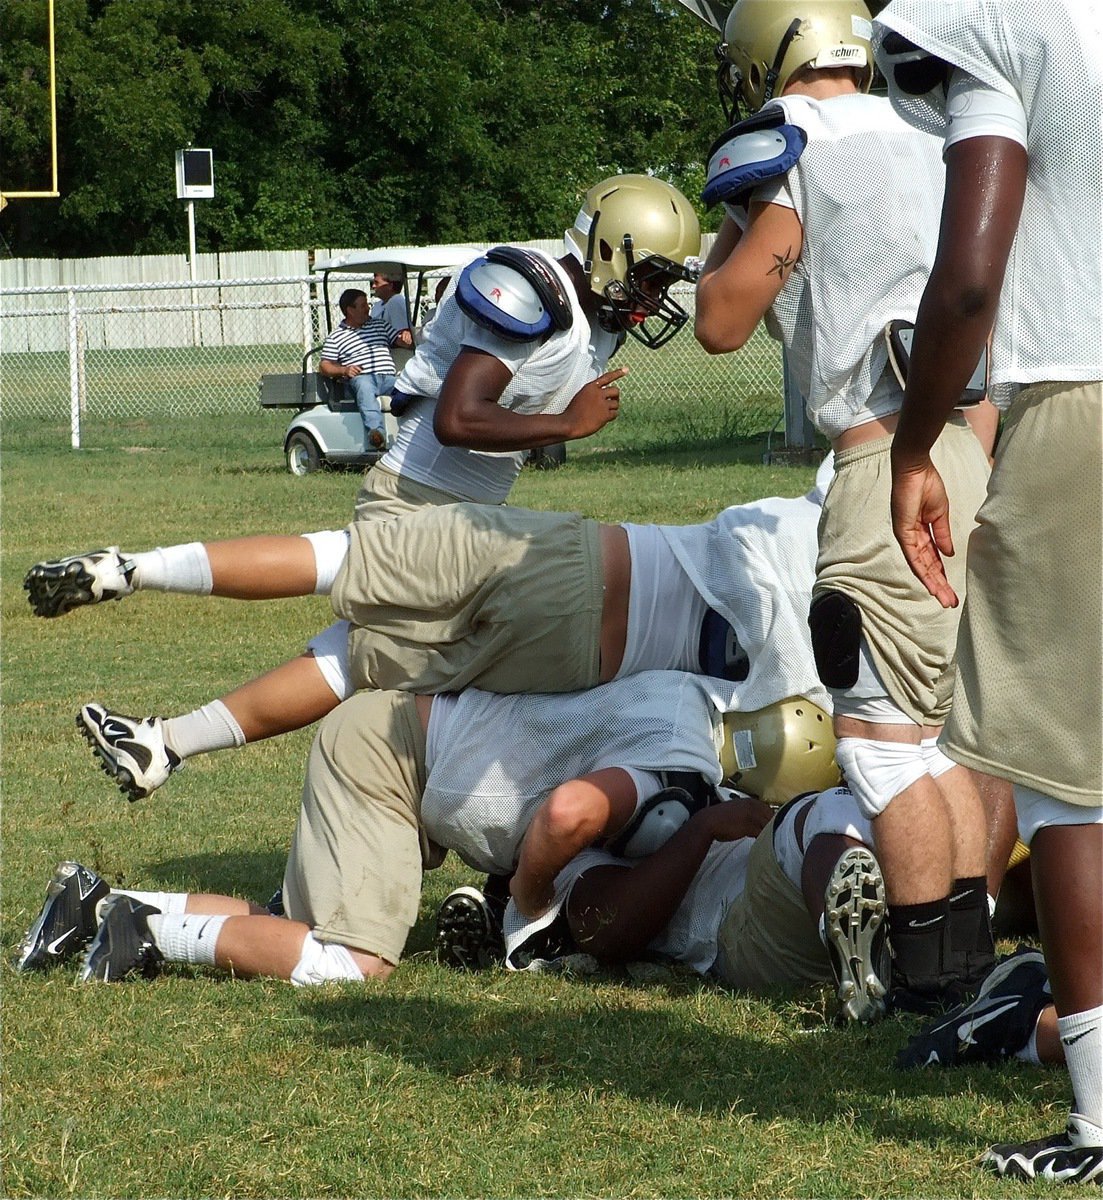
[{"left": 259, "top": 247, "right": 477, "bottom": 475}]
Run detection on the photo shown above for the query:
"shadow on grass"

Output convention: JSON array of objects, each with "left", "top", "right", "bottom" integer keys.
[
  {"left": 295, "top": 987, "right": 1058, "bottom": 1149},
  {"left": 148, "top": 849, "right": 287, "bottom": 903}
]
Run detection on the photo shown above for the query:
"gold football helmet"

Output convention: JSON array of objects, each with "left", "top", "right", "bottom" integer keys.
[
  {"left": 718, "top": 0, "right": 875, "bottom": 120},
  {"left": 719, "top": 697, "right": 840, "bottom": 807},
  {"left": 565, "top": 174, "right": 701, "bottom": 349}
]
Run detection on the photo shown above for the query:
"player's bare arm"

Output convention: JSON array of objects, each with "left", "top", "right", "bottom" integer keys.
[
  {"left": 695, "top": 200, "right": 803, "bottom": 354},
  {"left": 567, "top": 793, "right": 772, "bottom": 960},
  {"left": 510, "top": 768, "right": 639, "bottom": 919},
  {"left": 890, "top": 135, "right": 1027, "bottom": 605},
  {"left": 434, "top": 348, "right": 624, "bottom": 451}
]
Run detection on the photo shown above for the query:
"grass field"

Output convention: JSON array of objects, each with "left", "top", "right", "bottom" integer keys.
[{"left": 1, "top": 415, "right": 1068, "bottom": 1198}]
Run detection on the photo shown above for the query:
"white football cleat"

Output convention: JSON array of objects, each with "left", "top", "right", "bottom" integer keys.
[{"left": 78, "top": 703, "right": 182, "bottom": 801}]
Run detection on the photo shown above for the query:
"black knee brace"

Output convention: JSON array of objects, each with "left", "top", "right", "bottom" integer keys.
[{"left": 809, "top": 590, "right": 862, "bottom": 689}]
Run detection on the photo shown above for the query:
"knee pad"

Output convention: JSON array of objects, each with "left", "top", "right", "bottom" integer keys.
[
  {"left": 835, "top": 736, "right": 928, "bottom": 819},
  {"left": 306, "top": 620, "right": 354, "bottom": 700},
  {"left": 809, "top": 590, "right": 861, "bottom": 689},
  {"left": 921, "top": 736, "right": 958, "bottom": 780},
  {"left": 301, "top": 529, "right": 351, "bottom": 595},
  {"left": 290, "top": 932, "right": 364, "bottom": 986},
  {"left": 800, "top": 784, "right": 873, "bottom": 847}
]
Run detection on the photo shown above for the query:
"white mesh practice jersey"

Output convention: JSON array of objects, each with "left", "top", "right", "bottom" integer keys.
[
  {"left": 757, "top": 93, "right": 945, "bottom": 437},
  {"left": 657, "top": 482, "right": 831, "bottom": 713},
  {"left": 419, "top": 670, "right": 735, "bottom": 875},
  {"left": 503, "top": 837, "right": 755, "bottom": 975},
  {"left": 380, "top": 250, "right": 620, "bottom": 503},
  {"left": 874, "top": 0, "right": 1103, "bottom": 404}
]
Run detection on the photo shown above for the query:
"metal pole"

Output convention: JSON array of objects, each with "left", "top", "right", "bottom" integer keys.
[
  {"left": 67, "top": 288, "right": 81, "bottom": 448},
  {"left": 301, "top": 278, "right": 312, "bottom": 356},
  {"left": 76, "top": 322, "right": 87, "bottom": 418},
  {"left": 782, "top": 350, "right": 816, "bottom": 448},
  {"left": 187, "top": 199, "right": 200, "bottom": 344}
]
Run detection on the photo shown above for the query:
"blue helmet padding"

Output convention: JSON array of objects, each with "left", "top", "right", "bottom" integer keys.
[{"left": 701, "top": 112, "right": 807, "bottom": 209}]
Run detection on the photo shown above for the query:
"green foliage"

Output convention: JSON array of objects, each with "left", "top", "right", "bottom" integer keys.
[{"left": 0, "top": 0, "right": 723, "bottom": 256}]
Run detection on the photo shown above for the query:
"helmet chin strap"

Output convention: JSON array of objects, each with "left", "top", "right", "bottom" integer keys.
[
  {"left": 762, "top": 18, "right": 804, "bottom": 104},
  {"left": 718, "top": 16, "right": 804, "bottom": 120}
]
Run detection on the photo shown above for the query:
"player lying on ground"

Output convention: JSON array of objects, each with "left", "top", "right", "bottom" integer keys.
[
  {"left": 24, "top": 469, "right": 831, "bottom": 803},
  {"left": 441, "top": 794, "right": 1065, "bottom": 1043},
  {"left": 438, "top": 782, "right": 898, "bottom": 1024},
  {"left": 16, "top": 670, "right": 779, "bottom": 983}
]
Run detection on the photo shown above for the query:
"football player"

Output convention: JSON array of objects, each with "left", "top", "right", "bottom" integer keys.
[
  {"left": 693, "top": 0, "right": 1004, "bottom": 1013},
  {"left": 876, "top": 0, "right": 1103, "bottom": 1183},
  {"left": 24, "top": 470, "right": 833, "bottom": 805},
  {"left": 15, "top": 671, "right": 779, "bottom": 985},
  {"left": 438, "top": 777, "right": 896, "bottom": 1026},
  {"left": 24, "top": 170, "right": 702, "bottom": 797}
]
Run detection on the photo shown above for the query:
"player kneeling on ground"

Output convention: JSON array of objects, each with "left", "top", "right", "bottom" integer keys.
[{"left": 16, "top": 671, "right": 783, "bottom": 984}]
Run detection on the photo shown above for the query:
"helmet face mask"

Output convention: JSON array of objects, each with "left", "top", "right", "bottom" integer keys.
[
  {"left": 565, "top": 174, "right": 701, "bottom": 350},
  {"left": 717, "top": 0, "right": 874, "bottom": 122},
  {"left": 596, "top": 249, "right": 695, "bottom": 349}
]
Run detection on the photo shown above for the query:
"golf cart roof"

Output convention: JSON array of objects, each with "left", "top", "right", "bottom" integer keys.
[{"left": 313, "top": 246, "right": 480, "bottom": 276}]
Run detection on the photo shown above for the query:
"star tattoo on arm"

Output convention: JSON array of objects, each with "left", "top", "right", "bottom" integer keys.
[{"left": 767, "top": 245, "right": 796, "bottom": 279}]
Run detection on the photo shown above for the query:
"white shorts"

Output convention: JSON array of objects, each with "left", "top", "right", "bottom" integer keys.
[
  {"left": 1015, "top": 785, "right": 1103, "bottom": 847},
  {"left": 773, "top": 787, "right": 873, "bottom": 888},
  {"left": 828, "top": 638, "right": 919, "bottom": 726},
  {"left": 307, "top": 620, "right": 354, "bottom": 701}
]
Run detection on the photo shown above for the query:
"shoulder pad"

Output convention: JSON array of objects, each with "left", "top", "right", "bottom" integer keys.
[
  {"left": 454, "top": 246, "right": 573, "bottom": 342},
  {"left": 701, "top": 107, "right": 807, "bottom": 211},
  {"left": 877, "top": 31, "right": 950, "bottom": 97},
  {"left": 607, "top": 777, "right": 722, "bottom": 859}
]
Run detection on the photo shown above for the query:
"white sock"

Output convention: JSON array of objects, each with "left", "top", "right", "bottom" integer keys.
[
  {"left": 95, "top": 890, "right": 189, "bottom": 921},
  {"left": 130, "top": 543, "right": 213, "bottom": 594},
  {"left": 1058, "top": 1004, "right": 1103, "bottom": 1129},
  {"left": 162, "top": 699, "right": 246, "bottom": 759},
  {"left": 146, "top": 912, "right": 228, "bottom": 967}
]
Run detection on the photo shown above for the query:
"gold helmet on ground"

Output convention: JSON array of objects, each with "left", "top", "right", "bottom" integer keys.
[
  {"left": 718, "top": 0, "right": 874, "bottom": 120},
  {"left": 719, "top": 697, "right": 840, "bottom": 807},
  {"left": 564, "top": 174, "right": 701, "bottom": 349}
]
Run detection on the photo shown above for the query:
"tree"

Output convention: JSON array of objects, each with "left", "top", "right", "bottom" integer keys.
[{"left": 0, "top": 0, "right": 721, "bottom": 257}]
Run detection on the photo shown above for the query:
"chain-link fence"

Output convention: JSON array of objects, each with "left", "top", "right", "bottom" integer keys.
[{"left": 1, "top": 254, "right": 787, "bottom": 451}]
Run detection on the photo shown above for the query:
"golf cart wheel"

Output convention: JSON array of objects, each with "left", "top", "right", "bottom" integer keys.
[
  {"left": 526, "top": 443, "right": 567, "bottom": 470},
  {"left": 286, "top": 431, "right": 323, "bottom": 476}
]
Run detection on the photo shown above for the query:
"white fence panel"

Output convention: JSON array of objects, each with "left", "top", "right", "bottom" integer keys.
[{"left": 1, "top": 235, "right": 787, "bottom": 450}]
